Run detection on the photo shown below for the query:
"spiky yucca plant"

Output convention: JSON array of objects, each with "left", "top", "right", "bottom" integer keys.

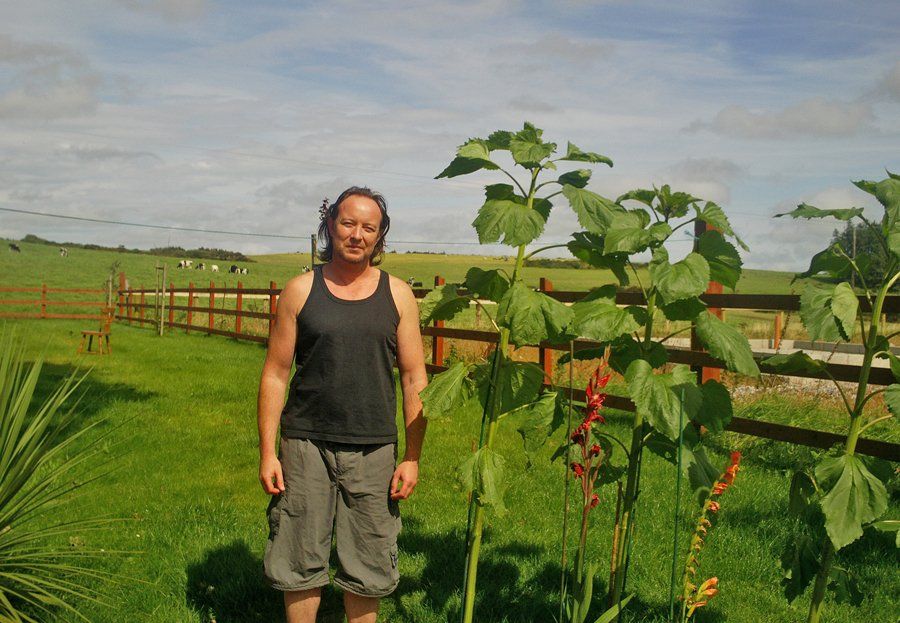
[{"left": 0, "top": 329, "right": 118, "bottom": 622}]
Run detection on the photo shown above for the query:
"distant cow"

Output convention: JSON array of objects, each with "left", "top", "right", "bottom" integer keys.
[
  {"left": 177, "top": 260, "right": 194, "bottom": 269},
  {"left": 58, "top": 247, "right": 68, "bottom": 257},
  {"left": 196, "top": 262, "right": 206, "bottom": 270},
  {"left": 240, "top": 267, "right": 248, "bottom": 275},
  {"left": 230, "top": 264, "right": 239, "bottom": 274},
  {"left": 9, "top": 243, "right": 21, "bottom": 253},
  {"left": 211, "top": 264, "right": 219, "bottom": 272}
]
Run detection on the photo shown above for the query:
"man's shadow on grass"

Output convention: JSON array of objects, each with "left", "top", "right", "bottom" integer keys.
[
  {"left": 392, "top": 517, "right": 725, "bottom": 623},
  {"left": 186, "top": 540, "right": 283, "bottom": 623}
]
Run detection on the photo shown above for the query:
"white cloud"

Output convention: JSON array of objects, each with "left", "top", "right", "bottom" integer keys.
[
  {"left": 687, "top": 98, "right": 875, "bottom": 139},
  {"left": 55, "top": 142, "right": 161, "bottom": 162},
  {"left": 0, "top": 34, "right": 102, "bottom": 119},
  {"left": 874, "top": 60, "right": 900, "bottom": 102},
  {"left": 113, "top": 0, "right": 208, "bottom": 22}
]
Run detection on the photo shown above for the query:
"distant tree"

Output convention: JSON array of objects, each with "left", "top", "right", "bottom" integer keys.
[{"left": 830, "top": 222, "right": 891, "bottom": 288}]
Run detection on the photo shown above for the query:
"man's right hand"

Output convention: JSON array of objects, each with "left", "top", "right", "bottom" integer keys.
[{"left": 259, "top": 454, "right": 285, "bottom": 495}]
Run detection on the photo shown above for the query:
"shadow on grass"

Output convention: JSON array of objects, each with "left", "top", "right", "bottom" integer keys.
[
  {"left": 186, "top": 540, "right": 284, "bottom": 623},
  {"left": 33, "top": 361, "right": 157, "bottom": 422}
]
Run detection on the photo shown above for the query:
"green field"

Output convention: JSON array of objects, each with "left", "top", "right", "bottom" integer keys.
[
  {"left": 0, "top": 237, "right": 835, "bottom": 343},
  {"left": 6, "top": 319, "right": 897, "bottom": 623},
  {"left": 2, "top": 239, "right": 898, "bottom": 622},
  {"left": 2, "top": 237, "right": 799, "bottom": 293}
]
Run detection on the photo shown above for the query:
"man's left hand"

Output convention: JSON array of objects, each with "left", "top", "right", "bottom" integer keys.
[{"left": 390, "top": 460, "right": 419, "bottom": 500}]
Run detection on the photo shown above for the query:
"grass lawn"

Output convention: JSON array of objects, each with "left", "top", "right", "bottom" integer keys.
[{"left": 9, "top": 318, "right": 899, "bottom": 622}]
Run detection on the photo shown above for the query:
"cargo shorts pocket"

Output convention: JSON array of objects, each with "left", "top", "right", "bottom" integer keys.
[{"left": 266, "top": 494, "right": 282, "bottom": 539}]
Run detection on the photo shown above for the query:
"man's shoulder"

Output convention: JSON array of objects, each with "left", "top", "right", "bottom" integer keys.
[
  {"left": 280, "top": 271, "right": 316, "bottom": 314},
  {"left": 386, "top": 273, "right": 415, "bottom": 300}
]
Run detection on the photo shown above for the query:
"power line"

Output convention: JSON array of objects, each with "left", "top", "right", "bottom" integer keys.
[{"left": 0, "top": 206, "right": 307, "bottom": 240}]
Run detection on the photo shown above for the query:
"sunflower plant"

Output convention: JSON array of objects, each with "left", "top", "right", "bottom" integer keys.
[
  {"left": 420, "top": 122, "right": 614, "bottom": 623},
  {"left": 765, "top": 171, "right": 900, "bottom": 623}
]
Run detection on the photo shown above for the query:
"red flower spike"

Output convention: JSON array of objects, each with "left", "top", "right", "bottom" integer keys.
[
  {"left": 590, "top": 493, "right": 600, "bottom": 509},
  {"left": 708, "top": 500, "right": 720, "bottom": 513},
  {"left": 590, "top": 444, "right": 601, "bottom": 457},
  {"left": 571, "top": 463, "right": 585, "bottom": 478}
]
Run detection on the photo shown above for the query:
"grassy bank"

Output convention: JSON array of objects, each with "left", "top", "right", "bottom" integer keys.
[{"left": 8, "top": 318, "right": 898, "bottom": 622}]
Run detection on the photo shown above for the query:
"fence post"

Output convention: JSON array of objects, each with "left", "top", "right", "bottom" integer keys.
[
  {"left": 40, "top": 283, "right": 47, "bottom": 319},
  {"left": 691, "top": 220, "right": 723, "bottom": 383},
  {"left": 539, "top": 277, "right": 554, "bottom": 383},
  {"left": 236, "top": 281, "right": 243, "bottom": 335},
  {"left": 209, "top": 280, "right": 215, "bottom": 332},
  {"left": 187, "top": 282, "right": 194, "bottom": 333},
  {"left": 118, "top": 272, "right": 126, "bottom": 319},
  {"left": 268, "top": 281, "right": 277, "bottom": 339},
  {"left": 432, "top": 275, "right": 445, "bottom": 367},
  {"left": 126, "top": 288, "right": 133, "bottom": 325},
  {"left": 168, "top": 282, "right": 175, "bottom": 327},
  {"left": 139, "top": 285, "right": 145, "bottom": 323},
  {"left": 773, "top": 311, "right": 783, "bottom": 350}
]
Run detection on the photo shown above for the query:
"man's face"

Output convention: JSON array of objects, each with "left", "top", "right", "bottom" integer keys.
[{"left": 328, "top": 195, "right": 383, "bottom": 265}]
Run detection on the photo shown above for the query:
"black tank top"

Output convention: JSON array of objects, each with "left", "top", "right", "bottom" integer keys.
[{"left": 280, "top": 266, "right": 400, "bottom": 444}]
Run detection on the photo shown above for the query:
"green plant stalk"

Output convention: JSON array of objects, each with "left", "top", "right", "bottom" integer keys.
[
  {"left": 806, "top": 270, "right": 899, "bottom": 623},
  {"left": 559, "top": 341, "right": 576, "bottom": 623},
  {"left": 608, "top": 291, "right": 656, "bottom": 607},
  {"left": 461, "top": 173, "right": 537, "bottom": 623}
]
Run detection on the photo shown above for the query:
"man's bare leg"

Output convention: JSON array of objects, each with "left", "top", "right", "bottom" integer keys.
[
  {"left": 344, "top": 592, "right": 378, "bottom": 623},
  {"left": 284, "top": 587, "right": 322, "bottom": 623}
]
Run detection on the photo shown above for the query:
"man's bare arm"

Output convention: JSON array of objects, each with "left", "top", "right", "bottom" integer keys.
[
  {"left": 257, "top": 274, "right": 311, "bottom": 494},
  {"left": 389, "top": 277, "right": 428, "bottom": 500}
]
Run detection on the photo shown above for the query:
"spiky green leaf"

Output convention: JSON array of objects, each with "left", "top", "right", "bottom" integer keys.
[
  {"left": 815, "top": 454, "right": 888, "bottom": 550},
  {"left": 883, "top": 384, "right": 900, "bottom": 417},
  {"left": 436, "top": 138, "right": 500, "bottom": 178},
  {"left": 459, "top": 446, "right": 508, "bottom": 516},
  {"left": 830, "top": 282, "right": 858, "bottom": 341},
  {"left": 761, "top": 351, "right": 827, "bottom": 376},
  {"left": 799, "top": 284, "right": 843, "bottom": 342},
  {"left": 508, "top": 391, "right": 557, "bottom": 464},
  {"left": 776, "top": 203, "right": 864, "bottom": 221},
  {"left": 419, "top": 362, "right": 473, "bottom": 420},
  {"left": 472, "top": 359, "right": 546, "bottom": 417},
  {"left": 472, "top": 184, "right": 551, "bottom": 246},
  {"left": 698, "top": 230, "right": 742, "bottom": 290},
  {"left": 562, "top": 186, "right": 623, "bottom": 235},
  {"left": 557, "top": 169, "right": 592, "bottom": 188},
  {"left": 567, "top": 231, "right": 630, "bottom": 286},
  {"left": 571, "top": 298, "right": 643, "bottom": 342},
  {"left": 464, "top": 267, "right": 509, "bottom": 302},
  {"left": 694, "top": 380, "right": 732, "bottom": 433},
  {"left": 560, "top": 142, "right": 613, "bottom": 166},
  {"left": 780, "top": 533, "right": 821, "bottom": 603},
  {"left": 419, "top": 283, "right": 469, "bottom": 326},
  {"left": 497, "top": 282, "right": 574, "bottom": 346},
  {"left": 649, "top": 248, "right": 710, "bottom": 303},
  {"left": 694, "top": 311, "right": 760, "bottom": 377},
  {"left": 625, "top": 360, "right": 700, "bottom": 440}
]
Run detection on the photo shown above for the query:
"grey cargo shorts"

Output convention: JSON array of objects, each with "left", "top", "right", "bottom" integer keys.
[{"left": 263, "top": 437, "right": 401, "bottom": 597}]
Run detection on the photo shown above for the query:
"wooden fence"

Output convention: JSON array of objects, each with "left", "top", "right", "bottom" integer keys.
[
  {"left": 114, "top": 270, "right": 900, "bottom": 461},
  {"left": 0, "top": 283, "right": 110, "bottom": 320}
]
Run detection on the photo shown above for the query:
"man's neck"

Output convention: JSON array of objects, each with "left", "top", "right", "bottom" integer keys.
[{"left": 323, "top": 258, "right": 374, "bottom": 285}]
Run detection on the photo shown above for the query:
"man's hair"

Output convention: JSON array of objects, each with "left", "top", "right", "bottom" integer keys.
[{"left": 317, "top": 186, "right": 391, "bottom": 265}]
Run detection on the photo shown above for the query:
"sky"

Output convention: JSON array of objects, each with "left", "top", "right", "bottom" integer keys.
[{"left": 1, "top": 0, "right": 898, "bottom": 271}]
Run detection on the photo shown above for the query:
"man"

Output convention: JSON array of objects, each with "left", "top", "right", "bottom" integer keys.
[{"left": 257, "top": 186, "right": 427, "bottom": 623}]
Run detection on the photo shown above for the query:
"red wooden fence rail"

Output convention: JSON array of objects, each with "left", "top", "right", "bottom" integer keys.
[{"left": 0, "top": 280, "right": 107, "bottom": 321}]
